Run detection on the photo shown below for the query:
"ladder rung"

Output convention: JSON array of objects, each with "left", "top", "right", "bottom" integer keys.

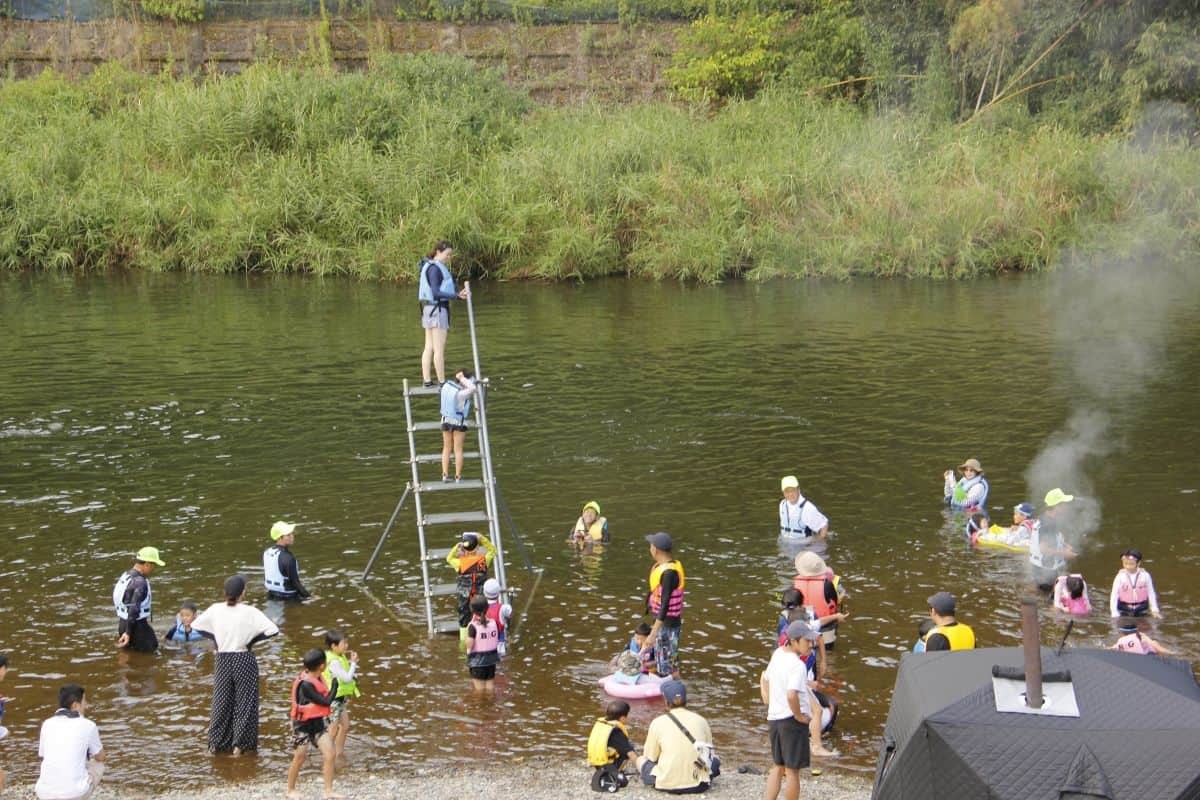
[
  {"left": 427, "top": 582, "right": 459, "bottom": 597},
  {"left": 411, "top": 421, "right": 473, "bottom": 432},
  {"left": 423, "top": 511, "right": 490, "bottom": 526},
  {"left": 412, "top": 452, "right": 480, "bottom": 464},
  {"left": 426, "top": 547, "right": 453, "bottom": 560},
  {"left": 434, "top": 619, "right": 461, "bottom": 634},
  {"left": 405, "top": 385, "right": 442, "bottom": 396},
  {"left": 417, "top": 479, "right": 485, "bottom": 492}
]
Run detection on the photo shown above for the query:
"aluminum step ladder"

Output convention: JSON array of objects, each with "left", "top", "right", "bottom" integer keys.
[{"left": 362, "top": 284, "right": 510, "bottom": 635}]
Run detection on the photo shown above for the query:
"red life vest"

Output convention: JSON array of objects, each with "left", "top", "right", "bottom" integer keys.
[
  {"left": 289, "top": 671, "right": 332, "bottom": 721},
  {"left": 792, "top": 574, "right": 838, "bottom": 620},
  {"left": 485, "top": 600, "right": 505, "bottom": 635},
  {"left": 469, "top": 617, "right": 500, "bottom": 654},
  {"left": 647, "top": 560, "right": 685, "bottom": 618},
  {"left": 1116, "top": 570, "right": 1150, "bottom": 606}
]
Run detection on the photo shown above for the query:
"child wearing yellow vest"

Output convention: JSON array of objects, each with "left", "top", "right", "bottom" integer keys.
[{"left": 322, "top": 629, "right": 361, "bottom": 763}]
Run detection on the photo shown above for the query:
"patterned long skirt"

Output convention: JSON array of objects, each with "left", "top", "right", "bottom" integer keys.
[{"left": 209, "top": 651, "right": 260, "bottom": 753}]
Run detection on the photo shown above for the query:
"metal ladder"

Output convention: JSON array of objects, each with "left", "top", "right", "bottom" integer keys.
[{"left": 362, "top": 284, "right": 509, "bottom": 635}]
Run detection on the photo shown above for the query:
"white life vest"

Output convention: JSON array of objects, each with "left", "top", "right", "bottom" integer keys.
[
  {"left": 112, "top": 569, "right": 152, "bottom": 621},
  {"left": 263, "top": 545, "right": 291, "bottom": 595}
]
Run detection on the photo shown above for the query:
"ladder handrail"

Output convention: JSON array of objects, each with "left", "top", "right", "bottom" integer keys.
[
  {"left": 465, "top": 286, "right": 510, "bottom": 603},
  {"left": 404, "top": 378, "right": 436, "bottom": 636}
]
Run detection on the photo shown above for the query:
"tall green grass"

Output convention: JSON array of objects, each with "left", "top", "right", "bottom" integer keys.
[{"left": 1, "top": 55, "right": 1196, "bottom": 280}]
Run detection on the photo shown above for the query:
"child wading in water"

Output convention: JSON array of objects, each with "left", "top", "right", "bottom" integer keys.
[
  {"left": 287, "top": 649, "right": 342, "bottom": 800},
  {"left": 465, "top": 595, "right": 501, "bottom": 692},
  {"left": 322, "top": 630, "right": 361, "bottom": 763},
  {"left": 1109, "top": 548, "right": 1161, "bottom": 618},
  {"left": 164, "top": 601, "right": 204, "bottom": 642},
  {"left": 1052, "top": 574, "right": 1092, "bottom": 615}
]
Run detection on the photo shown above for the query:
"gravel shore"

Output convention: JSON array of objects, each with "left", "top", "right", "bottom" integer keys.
[{"left": 7, "top": 759, "right": 874, "bottom": 799}]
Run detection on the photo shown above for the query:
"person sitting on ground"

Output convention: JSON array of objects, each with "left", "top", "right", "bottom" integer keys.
[
  {"left": 570, "top": 501, "right": 609, "bottom": 546},
  {"left": 637, "top": 680, "right": 718, "bottom": 794},
  {"left": 943, "top": 458, "right": 989, "bottom": 511},
  {"left": 286, "top": 649, "right": 341, "bottom": 800},
  {"left": 792, "top": 552, "right": 849, "bottom": 648},
  {"left": 1052, "top": 574, "right": 1092, "bottom": 615},
  {"left": 482, "top": 578, "right": 513, "bottom": 658},
  {"left": 1109, "top": 548, "right": 1161, "bottom": 618},
  {"left": 1112, "top": 618, "right": 1172, "bottom": 655},
  {"left": 912, "top": 618, "right": 937, "bottom": 653},
  {"left": 923, "top": 592, "right": 975, "bottom": 651},
  {"left": 164, "top": 601, "right": 204, "bottom": 643},
  {"left": 35, "top": 684, "right": 105, "bottom": 800},
  {"left": 778, "top": 476, "right": 829, "bottom": 540},
  {"left": 587, "top": 700, "right": 638, "bottom": 792}
]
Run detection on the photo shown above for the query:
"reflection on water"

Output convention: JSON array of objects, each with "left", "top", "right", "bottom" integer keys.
[{"left": 1, "top": 272, "right": 1198, "bottom": 789}]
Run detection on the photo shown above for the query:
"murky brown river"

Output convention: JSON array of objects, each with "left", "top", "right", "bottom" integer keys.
[{"left": 1, "top": 272, "right": 1197, "bottom": 790}]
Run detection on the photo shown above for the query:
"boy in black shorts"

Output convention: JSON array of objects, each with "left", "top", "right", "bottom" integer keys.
[{"left": 287, "top": 649, "right": 342, "bottom": 799}]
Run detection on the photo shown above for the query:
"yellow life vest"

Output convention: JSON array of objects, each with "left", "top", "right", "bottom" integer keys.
[
  {"left": 933, "top": 622, "right": 976, "bottom": 650},
  {"left": 575, "top": 515, "right": 608, "bottom": 542},
  {"left": 587, "top": 717, "right": 629, "bottom": 766},
  {"left": 648, "top": 560, "right": 686, "bottom": 593}
]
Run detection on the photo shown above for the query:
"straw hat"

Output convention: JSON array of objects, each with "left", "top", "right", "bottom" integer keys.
[
  {"left": 958, "top": 458, "right": 984, "bottom": 473},
  {"left": 795, "top": 551, "right": 828, "bottom": 578}
]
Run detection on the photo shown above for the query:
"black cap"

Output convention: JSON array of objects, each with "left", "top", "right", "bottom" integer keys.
[
  {"left": 645, "top": 531, "right": 673, "bottom": 551},
  {"left": 928, "top": 591, "right": 956, "bottom": 616}
]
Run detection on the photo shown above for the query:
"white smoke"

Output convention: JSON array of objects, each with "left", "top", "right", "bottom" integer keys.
[{"left": 1025, "top": 102, "right": 1200, "bottom": 539}]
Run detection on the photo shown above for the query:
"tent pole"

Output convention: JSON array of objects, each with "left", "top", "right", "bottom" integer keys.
[{"left": 1021, "top": 598, "right": 1044, "bottom": 709}]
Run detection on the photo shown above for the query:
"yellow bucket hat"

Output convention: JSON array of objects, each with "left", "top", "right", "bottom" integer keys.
[{"left": 136, "top": 546, "right": 165, "bottom": 566}]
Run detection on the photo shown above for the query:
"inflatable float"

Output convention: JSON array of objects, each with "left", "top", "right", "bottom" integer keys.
[
  {"left": 598, "top": 672, "right": 664, "bottom": 700},
  {"left": 974, "top": 524, "right": 1030, "bottom": 553}
]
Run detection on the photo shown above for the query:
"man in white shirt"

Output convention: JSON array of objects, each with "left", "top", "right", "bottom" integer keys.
[
  {"left": 760, "top": 621, "right": 815, "bottom": 800},
  {"left": 35, "top": 684, "right": 105, "bottom": 800},
  {"left": 778, "top": 476, "right": 829, "bottom": 540}
]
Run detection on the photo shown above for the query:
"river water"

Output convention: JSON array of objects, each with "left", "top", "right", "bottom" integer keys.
[{"left": 1, "top": 272, "right": 1197, "bottom": 790}]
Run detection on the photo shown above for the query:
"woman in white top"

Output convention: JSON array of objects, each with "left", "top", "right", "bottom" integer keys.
[{"left": 191, "top": 574, "right": 280, "bottom": 755}]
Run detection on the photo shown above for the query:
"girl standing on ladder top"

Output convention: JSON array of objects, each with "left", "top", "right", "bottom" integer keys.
[{"left": 418, "top": 240, "right": 470, "bottom": 387}]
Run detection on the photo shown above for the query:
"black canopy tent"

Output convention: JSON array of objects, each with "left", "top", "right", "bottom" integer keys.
[{"left": 872, "top": 647, "right": 1200, "bottom": 800}]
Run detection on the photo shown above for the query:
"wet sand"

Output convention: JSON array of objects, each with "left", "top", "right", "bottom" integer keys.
[{"left": 6, "top": 760, "right": 874, "bottom": 799}]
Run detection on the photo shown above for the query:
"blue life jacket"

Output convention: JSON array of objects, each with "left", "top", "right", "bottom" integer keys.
[
  {"left": 165, "top": 616, "right": 204, "bottom": 642},
  {"left": 949, "top": 475, "right": 989, "bottom": 509},
  {"left": 418, "top": 259, "right": 456, "bottom": 305},
  {"left": 440, "top": 380, "right": 472, "bottom": 424}
]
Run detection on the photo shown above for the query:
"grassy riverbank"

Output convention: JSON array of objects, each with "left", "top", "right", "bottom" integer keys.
[{"left": 1, "top": 55, "right": 1197, "bottom": 281}]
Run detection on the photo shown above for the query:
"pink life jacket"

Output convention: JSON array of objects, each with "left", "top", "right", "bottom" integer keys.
[
  {"left": 1116, "top": 632, "right": 1153, "bottom": 655},
  {"left": 468, "top": 617, "right": 500, "bottom": 654},
  {"left": 1054, "top": 574, "right": 1091, "bottom": 615},
  {"left": 1116, "top": 570, "right": 1150, "bottom": 606}
]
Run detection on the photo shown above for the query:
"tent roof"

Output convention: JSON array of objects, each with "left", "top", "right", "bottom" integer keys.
[{"left": 875, "top": 648, "right": 1200, "bottom": 800}]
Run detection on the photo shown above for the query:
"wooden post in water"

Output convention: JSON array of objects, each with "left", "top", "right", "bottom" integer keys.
[{"left": 1021, "top": 597, "right": 1044, "bottom": 709}]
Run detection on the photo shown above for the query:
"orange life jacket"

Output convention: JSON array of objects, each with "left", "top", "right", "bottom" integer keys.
[{"left": 289, "top": 671, "right": 332, "bottom": 722}]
